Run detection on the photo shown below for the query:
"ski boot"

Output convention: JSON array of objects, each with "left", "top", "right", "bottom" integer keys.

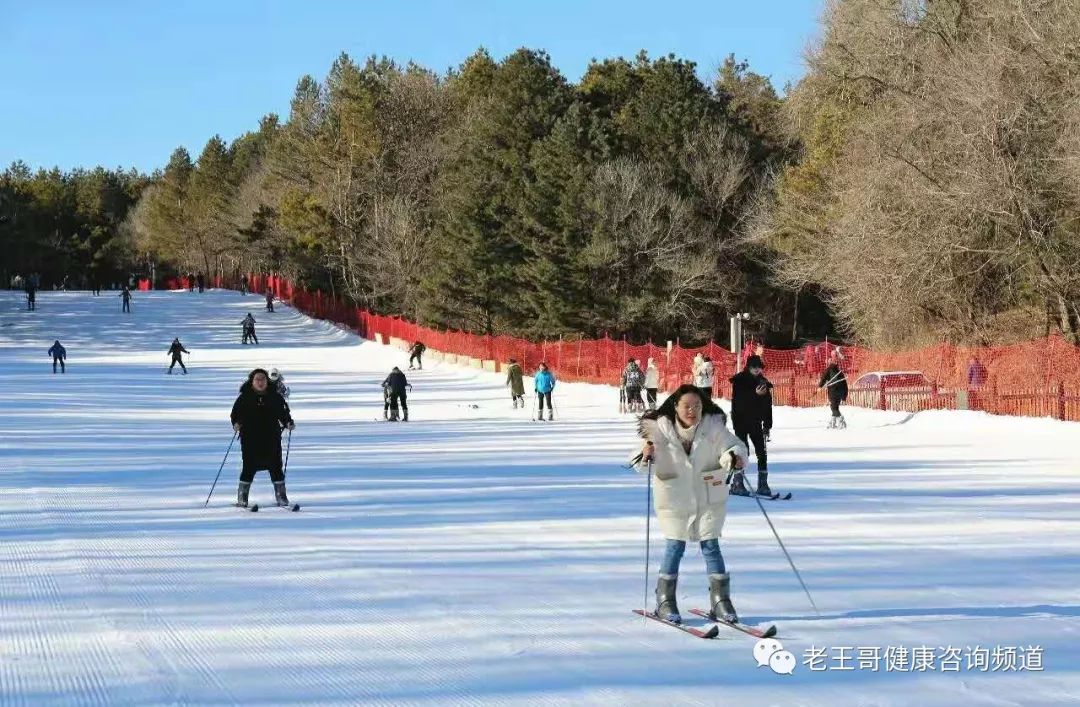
[
  {"left": 655, "top": 575, "right": 682, "bottom": 623},
  {"left": 273, "top": 481, "right": 290, "bottom": 507},
  {"left": 708, "top": 573, "right": 738, "bottom": 623},
  {"left": 237, "top": 481, "right": 252, "bottom": 508},
  {"left": 756, "top": 471, "right": 772, "bottom": 496},
  {"left": 729, "top": 471, "right": 751, "bottom": 496},
  {"left": 547, "top": 410, "right": 554, "bottom": 421},
  {"left": 402, "top": 409, "right": 409, "bottom": 422}
]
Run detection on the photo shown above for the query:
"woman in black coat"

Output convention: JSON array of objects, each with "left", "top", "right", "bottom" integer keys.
[
  {"left": 729, "top": 355, "right": 774, "bottom": 496},
  {"left": 231, "top": 368, "right": 295, "bottom": 507}
]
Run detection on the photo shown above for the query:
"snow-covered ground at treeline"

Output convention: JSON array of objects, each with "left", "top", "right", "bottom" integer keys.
[{"left": 0, "top": 289, "right": 1078, "bottom": 706}]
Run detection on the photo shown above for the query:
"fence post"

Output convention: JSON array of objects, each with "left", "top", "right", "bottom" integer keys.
[{"left": 1058, "top": 381, "right": 1066, "bottom": 421}]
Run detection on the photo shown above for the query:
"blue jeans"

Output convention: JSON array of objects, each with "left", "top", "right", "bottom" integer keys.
[{"left": 659, "top": 538, "right": 726, "bottom": 576}]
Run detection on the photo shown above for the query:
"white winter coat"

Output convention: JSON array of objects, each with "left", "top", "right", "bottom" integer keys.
[
  {"left": 632, "top": 414, "right": 748, "bottom": 541},
  {"left": 644, "top": 362, "right": 660, "bottom": 388},
  {"left": 695, "top": 360, "right": 715, "bottom": 389}
]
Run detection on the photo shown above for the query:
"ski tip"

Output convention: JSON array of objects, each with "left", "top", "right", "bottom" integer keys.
[
  {"left": 250, "top": 504, "right": 259, "bottom": 512},
  {"left": 703, "top": 624, "right": 720, "bottom": 639},
  {"left": 291, "top": 504, "right": 300, "bottom": 512},
  {"left": 762, "top": 625, "right": 778, "bottom": 638}
]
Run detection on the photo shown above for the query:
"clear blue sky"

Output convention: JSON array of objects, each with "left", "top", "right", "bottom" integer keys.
[{"left": 0, "top": 0, "right": 823, "bottom": 174}]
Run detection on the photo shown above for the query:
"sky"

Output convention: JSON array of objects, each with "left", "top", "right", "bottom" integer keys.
[{"left": 0, "top": 1, "right": 823, "bottom": 174}]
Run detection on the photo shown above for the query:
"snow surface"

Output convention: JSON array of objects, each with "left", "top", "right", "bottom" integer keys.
[{"left": 1, "top": 289, "right": 1078, "bottom": 706}]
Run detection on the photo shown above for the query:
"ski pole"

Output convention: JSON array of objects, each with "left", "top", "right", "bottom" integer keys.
[
  {"left": 283, "top": 428, "right": 292, "bottom": 475},
  {"left": 730, "top": 451, "right": 820, "bottom": 616},
  {"left": 643, "top": 443, "right": 654, "bottom": 616},
  {"left": 204, "top": 432, "right": 237, "bottom": 506}
]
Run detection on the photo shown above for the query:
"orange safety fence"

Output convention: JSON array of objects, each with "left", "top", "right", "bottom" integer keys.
[{"left": 160, "top": 274, "right": 1080, "bottom": 422}]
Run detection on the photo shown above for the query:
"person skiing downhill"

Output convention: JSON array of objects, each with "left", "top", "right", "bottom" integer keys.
[
  {"left": 119, "top": 286, "right": 132, "bottom": 313},
  {"left": 728, "top": 355, "right": 774, "bottom": 496},
  {"left": 534, "top": 362, "right": 556, "bottom": 421},
  {"left": 408, "top": 341, "right": 426, "bottom": 370},
  {"left": 269, "top": 368, "right": 289, "bottom": 399},
  {"left": 231, "top": 368, "right": 295, "bottom": 508},
  {"left": 239, "top": 275, "right": 249, "bottom": 295},
  {"left": 382, "top": 366, "right": 412, "bottom": 421},
  {"left": 818, "top": 351, "right": 848, "bottom": 428},
  {"left": 644, "top": 358, "right": 660, "bottom": 411},
  {"left": 622, "top": 359, "right": 646, "bottom": 413},
  {"left": 48, "top": 340, "right": 66, "bottom": 374},
  {"left": 694, "top": 355, "right": 715, "bottom": 401},
  {"left": 241, "top": 313, "right": 258, "bottom": 345},
  {"left": 167, "top": 338, "right": 189, "bottom": 374},
  {"left": 25, "top": 283, "right": 36, "bottom": 311},
  {"left": 632, "top": 384, "right": 749, "bottom": 624},
  {"left": 265, "top": 289, "right": 275, "bottom": 313},
  {"left": 505, "top": 359, "right": 525, "bottom": 408}
]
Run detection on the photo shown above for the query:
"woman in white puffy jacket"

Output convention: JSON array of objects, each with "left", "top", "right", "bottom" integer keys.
[
  {"left": 632, "top": 384, "right": 748, "bottom": 625},
  {"left": 643, "top": 358, "right": 660, "bottom": 410}
]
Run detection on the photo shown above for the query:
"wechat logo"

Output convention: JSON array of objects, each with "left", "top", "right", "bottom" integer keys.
[{"left": 754, "top": 637, "right": 796, "bottom": 675}]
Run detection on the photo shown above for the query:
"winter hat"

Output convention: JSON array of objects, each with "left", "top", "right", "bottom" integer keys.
[
  {"left": 270, "top": 368, "right": 280, "bottom": 380},
  {"left": 746, "top": 355, "right": 765, "bottom": 370}
]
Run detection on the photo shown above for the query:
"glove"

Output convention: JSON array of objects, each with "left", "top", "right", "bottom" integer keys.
[{"left": 764, "top": 428, "right": 771, "bottom": 442}]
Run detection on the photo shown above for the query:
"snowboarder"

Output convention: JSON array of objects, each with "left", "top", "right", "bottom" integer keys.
[
  {"left": 382, "top": 366, "right": 412, "bottom": 421},
  {"left": 167, "top": 338, "right": 189, "bottom": 374},
  {"left": 48, "top": 340, "right": 66, "bottom": 374},
  {"left": 231, "top": 368, "right": 295, "bottom": 508},
  {"left": 818, "top": 352, "right": 848, "bottom": 428},
  {"left": 119, "top": 286, "right": 132, "bottom": 313},
  {"left": 534, "top": 362, "right": 556, "bottom": 421},
  {"left": 694, "top": 355, "right": 715, "bottom": 401},
  {"left": 408, "top": 341, "right": 426, "bottom": 370},
  {"left": 728, "top": 355, "right": 774, "bottom": 496},
  {"left": 269, "top": 368, "right": 289, "bottom": 399},
  {"left": 622, "top": 359, "right": 646, "bottom": 413},
  {"left": 644, "top": 358, "right": 660, "bottom": 411},
  {"left": 265, "top": 289, "right": 275, "bottom": 312},
  {"left": 632, "top": 384, "right": 749, "bottom": 624},
  {"left": 241, "top": 313, "right": 258, "bottom": 345},
  {"left": 25, "top": 283, "right": 36, "bottom": 311},
  {"left": 196, "top": 272, "right": 205, "bottom": 293},
  {"left": 505, "top": 359, "right": 525, "bottom": 408},
  {"left": 239, "top": 275, "right": 249, "bottom": 295}
]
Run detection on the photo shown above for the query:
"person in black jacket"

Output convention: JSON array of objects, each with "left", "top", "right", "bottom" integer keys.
[
  {"left": 382, "top": 366, "right": 412, "bottom": 421},
  {"left": 408, "top": 341, "right": 426, "bottom": 370},
  {"left": 48, "top": 340, "right": 66, "bottom": 373},
  {"left": 818, "top": 352, "right": 848, "bottom": 429},
  {"left": 729, "top": 354, "right": 774, "bottom": 496},
  {"left": 167, "top": 338, "right": 189, "bottom": 374},
  {"left": 231, "top": 368, "right": 295, "bottom": 508}
]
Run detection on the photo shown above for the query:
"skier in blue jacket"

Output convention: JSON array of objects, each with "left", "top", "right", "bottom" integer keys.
[
  {"left": 48, "top": 340, "right": 66, "bottom": 374},
  {"left": 534, "top": 362, "right": 556, "bottom": 421}
]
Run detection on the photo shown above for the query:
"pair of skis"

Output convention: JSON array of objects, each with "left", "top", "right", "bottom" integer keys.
[
  {"left": 632, "top": 608, "right": 777, "bottom": 639},
  {"left": 233, "top": 502, "right": 300, "bottom": 513}
]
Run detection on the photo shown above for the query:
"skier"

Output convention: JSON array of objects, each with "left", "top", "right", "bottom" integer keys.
[
  {"left": 622, "top": 359, "right": 646, "bottom": 413},
  {"left": 408, "top": 341, "right": 426, "bottom": 370},
  {"left": 48, "top": 340, "right": 66, "bottom": 374},
  {"left": 632, "top": 384, "right": 748, "bottom": 624},
  {"left": 534, "top": 362, "right": 556, "bottom": 421},
  {"left": 119, "top": 286, "right": 132, "bottom": 313},
  {"left": 644, "top": 358, "right": 660, "bottom": 411},
  {"left": 187, "top": 273, "right": 195, "bottom": 292},
  {"left": 241, "top": 313, "right": 258, "bottom": 345},
  {"left": 818, "top": 351, "right": 848, "bottom": 428},
  {"left": 25, "top": 283, "right": 36, "bottom": 311},
  {"left": 196, "top": 272, "right": 205, "bottom": 293},
  {"left": 167, "top": 337, "right": 189, "bottom": 374},
  {"left": 269, "top": 368, "right": 289, "bottom": 399},
  {"left": 231, "top": 368, "right": 295, "bottom": 508},
  {"left": 505, "top": 358, "right": 525, "bottom": 408},
  {"left": 728, "top": 355, "right": 774, "bottom": 496},
  {"left": 265, "top": 289, "right": 275, "bottom": 313},
  {"left": 239, "top": 275, "right": 249, "bottom": 295},
  {"left": 694, "top": 355, "right": 715, "bottom": 401},
  {"left": 382, "top": 366, "right": 412, "bottom": 421}
]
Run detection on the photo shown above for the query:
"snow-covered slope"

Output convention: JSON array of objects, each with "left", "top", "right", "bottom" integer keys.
[{"left": 1, "top": 290, "right": 1077, "bottom": 706}]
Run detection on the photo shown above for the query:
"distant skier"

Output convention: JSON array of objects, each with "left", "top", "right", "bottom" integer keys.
[
  {"left": 818, "top": 351, "right": 848, "bottom": 428},
  {"left": 241, "top": 313, "right": 258, "bottom": 345},
  {"left": 622, "top": 359, "right": 646, "bottom": 413},
  {"left": 534, "top": 362, "right": 556, "bottom": 421},
  {"left": 505, "top": 358, "right": 525, "bottom": 408},
  {"left": 239, "top": 275, "right": 249, "bottom": 295},
  {"left": 187, "top": 273, "right": 195, "bottom": 292},
  {"left": 269, "top": 368, "right": 289, "bottom": 399},
  {"left": 231, "top": 368, "right": 295, "bottom": 508},
  {"left": 632, "top": 384, "right": 749, "bottom": 624},
  {"left": 265, "top": 289, "right": 275, "bottom": 312},
  {"left": 167, "top": 338, "right": 189, "bottom": 374},
  {"left": 728, "top": 355, "right": 774, "bottom": 496},
  {"left": 119, "top": 286, "right": 132, "bottom": 313},
  {"left": 644, "top": 358, "right": 660, "bottom": 411},
  {"left": 25, "top": 283, "right": 36, "bottom": 311},
  {"left": 48, "top": 340, "right": 66, "bottom": 374},
  {"left": 694, "top": 354, "right": 715, "bottom": 401},
  {"left": 196, "top": 272, "right": 205, "bottom": 293},
  {"left": 408, "top": 341, "right": 426, "bottom": 370},
  {"left": 382, "top": 366, "right": 412, "bottom": 421}
]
